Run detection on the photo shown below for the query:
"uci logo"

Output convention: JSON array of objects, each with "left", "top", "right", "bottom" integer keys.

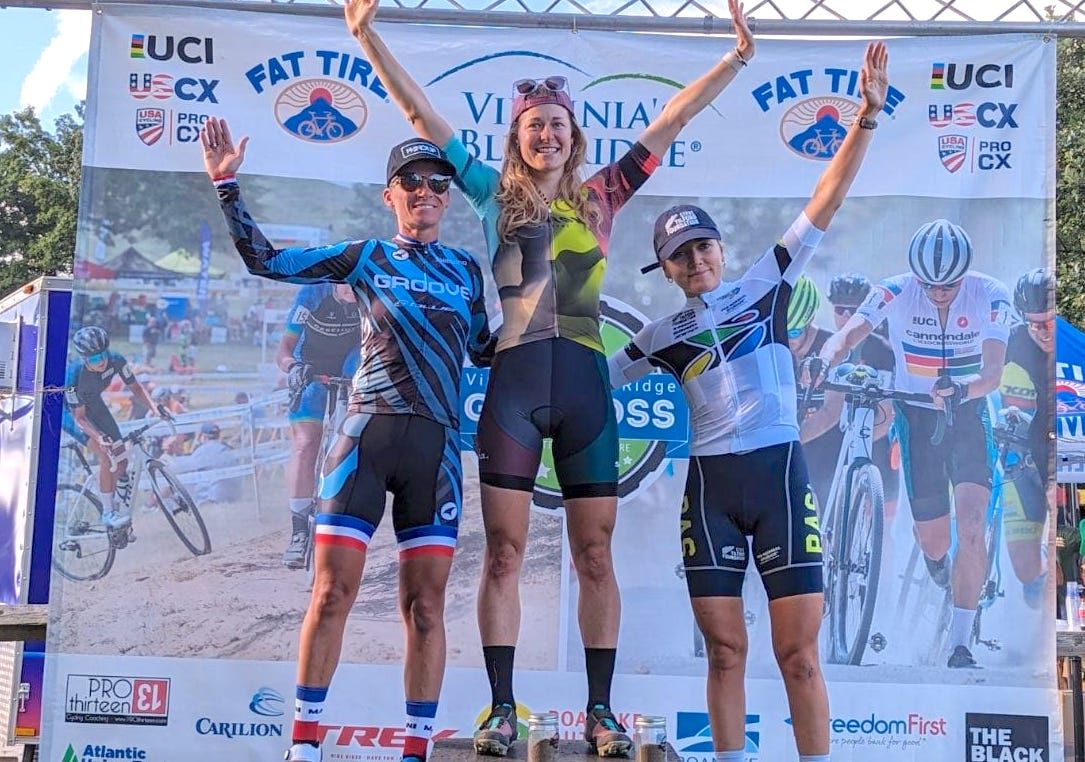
[
  {"left": 930, "top": 62, "right": 1014, "bottom": 90},
  {"left": 130, "top": 34, "right": 213, "bottom": 64}
]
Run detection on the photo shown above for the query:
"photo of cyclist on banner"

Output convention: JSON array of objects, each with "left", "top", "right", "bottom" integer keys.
[{"left": 609, "top": 40, "right": 889, "bottom": 762}]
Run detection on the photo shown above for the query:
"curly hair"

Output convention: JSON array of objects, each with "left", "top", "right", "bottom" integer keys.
[{"left": 496, "top": 117, "right": 599, "bottom": 242}]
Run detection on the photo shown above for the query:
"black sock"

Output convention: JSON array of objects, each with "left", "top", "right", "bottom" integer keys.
[
  {"left": 483, "top": 645, "right": 516, "bottom": 707},
  {"left": 584, "top": 648, "right": 616, "bottom": 709}
]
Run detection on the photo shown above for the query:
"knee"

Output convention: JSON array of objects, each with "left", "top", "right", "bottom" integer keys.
[
  {"left": 774, "top": 643, "right": 822, "bottom": 685},
  {"left": 404, "top": 592, "right": 445, "bottom": 636},
  {"left": 704, "top": 632, "right": 747, "bottom": 674},
  {"left": 311, "top": 576, "right": 357, "bottom": 621},
  {"left": 484, "top": 538, "right": 524, "bottom": 581},
  {"left": 292, "top": 428, "right": 320, "bottom": 456},
  {"left": 572, "top": 539, "right": 614, "bottom": 586}
]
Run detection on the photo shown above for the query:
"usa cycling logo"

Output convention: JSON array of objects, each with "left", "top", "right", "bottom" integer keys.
[
  {"left": 751, "top": 67, "right": 906, "bottom": 161},
  {"left": 937, "top": 135, "right": 1013, "bottom": 174},
  {"left": 675, "top": 711, "right": 759, "bottom": 759},
  {"left": 135, "top": 108, "right": 165, "bottom": 146},
  {"left": 244, "top": 50, "right": 389, "bottom": 144}
]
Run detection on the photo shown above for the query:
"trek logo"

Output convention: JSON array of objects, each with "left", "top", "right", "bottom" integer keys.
[
  {"left": 130, "top": 34, "right": 213, "bottom": 64},
  {"left": 751, "top": 67, "right": 906, "bottom": 161},
  {"left": 965, "top": 713, "right": 1047, "bottom": 761},
  {"left": 372, "top": 273, "right": 471, "bottom": 299},
  {"left": 128, "top": 73, "right": 219, "bottom": 104},
  {"left": 928, "top": 103, "right": 1018, "bottom": 129},
  {"left": 930, "top": 62, "right": 1014, "bottom": 90},
  {"left": 317, "top": 724, "right": 458, "bottom": 749},
  {"left": 64, "top": 674, "right": 169, "bottom": 726},
  {"left": 675, "top": 711, "right": 760, "bottom": 757}
]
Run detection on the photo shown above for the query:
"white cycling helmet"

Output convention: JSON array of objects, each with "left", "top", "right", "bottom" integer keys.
[{"left": 908, "top": 219, "right": 973, "bottom": 285}]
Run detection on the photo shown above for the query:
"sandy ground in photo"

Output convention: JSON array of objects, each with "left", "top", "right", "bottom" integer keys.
[{"left": 50, "top": 459, "right": 564, "bottom": 669}]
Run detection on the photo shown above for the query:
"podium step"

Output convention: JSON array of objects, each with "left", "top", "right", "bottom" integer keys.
[{"left": 430, "top": 738, "right": 680, "bottom": 762}]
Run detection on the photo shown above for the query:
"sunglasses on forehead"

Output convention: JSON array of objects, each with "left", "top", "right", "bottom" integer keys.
[
  {"left": 393, "top": 172, "right": 452, "bottom": 194},
  {"left": 513, "top": 76, "right": 569, "bottom": 96}
]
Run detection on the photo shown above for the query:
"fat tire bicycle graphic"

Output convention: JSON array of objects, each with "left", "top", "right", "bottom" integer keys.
[
  {"left": 298, "top": 114, "right": 346, "bottom": 141},
  {"left": 53, "top": 419, "right": 212, "bottom": 582},
  {"left": 801, "top": 129, "right": 845, "bottom": 158}
]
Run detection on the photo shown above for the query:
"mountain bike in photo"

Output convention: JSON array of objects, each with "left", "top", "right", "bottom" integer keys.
[{"left": 53, "top": 419, "right": 212, "bottom": 582}]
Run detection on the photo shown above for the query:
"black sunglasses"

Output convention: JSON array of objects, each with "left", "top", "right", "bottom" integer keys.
[
  {"left": 394, "top": 172, "right": 452, "bottom": 194},
  {"left": 513, "top": 76, "right": 568, "bottom": 96},
  {"left": 832, "top": 305, "right": 859, "bottom": 316},
  {"left": 918, "top": 279, "right": 963, "bottom": 292}
]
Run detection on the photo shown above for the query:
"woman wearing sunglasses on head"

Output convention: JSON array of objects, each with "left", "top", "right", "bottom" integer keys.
[
  {"left": 608, "top": 43, "right": 888, "bottom": 762},
  {"left": 346, "top": 0, "right": 753, "bottom": 755}
]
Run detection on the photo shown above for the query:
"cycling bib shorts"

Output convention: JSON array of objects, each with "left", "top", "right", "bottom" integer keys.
[
  {"left": 316, "top": 409, "right": 462, "bottom": 560},
  {"left": 681, "top": 441, "right": 823, "bottom": 600},
  {"left": 476, "top": 337, "right": 618, "bottom": 499},
  {"left": 894, "top": 399, "right": 993, "bottom": 522}
]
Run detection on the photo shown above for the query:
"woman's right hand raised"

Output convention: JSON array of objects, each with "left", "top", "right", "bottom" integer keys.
[
  {"left": 200, "top": 117, "right": 248, "bottom": 180},
  {"left": 344, "top": 0, "right": 380, "bottom": 39}
]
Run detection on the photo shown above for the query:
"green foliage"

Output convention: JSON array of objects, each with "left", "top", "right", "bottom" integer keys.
[
  {"left": 1058, "top": 37, "right": 1085, "bottom": 324},
  {"left": 0, "top": 105, "right": 83, "bottom": 296}
]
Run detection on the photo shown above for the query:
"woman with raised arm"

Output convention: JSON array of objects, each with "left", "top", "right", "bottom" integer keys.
[
  {"left": 608, "top": 43, "right": 889, "bottom": 762},
  {"left": 346, "top": 1, "right": 754, "bottom": 755}
]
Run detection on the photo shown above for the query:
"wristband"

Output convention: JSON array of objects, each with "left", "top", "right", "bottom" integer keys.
[
  {"left": 212, "top": 174, "right": 237, "bottom": 186},
  {"left": 856, "top": 116, "right": 878, "bottom": 130},
  {"left": 723, "top": 49, "right": 747, "bottom": 74}
]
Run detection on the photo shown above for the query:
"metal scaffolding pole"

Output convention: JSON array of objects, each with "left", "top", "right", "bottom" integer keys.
[{"left": 4, "top": 0, "right": 1085, "bottom": 36}]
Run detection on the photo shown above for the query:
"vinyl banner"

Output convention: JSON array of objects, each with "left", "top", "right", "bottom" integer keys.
[{"left": 43, "top": 4, "right": 1057, "bottom": 761}]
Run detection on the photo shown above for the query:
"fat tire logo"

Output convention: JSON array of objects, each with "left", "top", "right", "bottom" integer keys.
[
  {"left": 965, "top": 713, "right": 1047, "bottom": 761},
  {"left": 676, "top": 711, "right": 759, "bottom": 757},
  {"left": 64, "top": 674, "right": 169, "bottom": 726}
]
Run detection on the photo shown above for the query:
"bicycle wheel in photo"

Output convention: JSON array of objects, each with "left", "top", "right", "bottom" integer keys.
[
  {"left": 147, "top": 461, "right": 212, "bottom": 556},
  {"left": 831, "top": 462, "right": 885, "bottom": 665},
  {"left": 52, "top": 484, "right": 116, "bottom": 581}
]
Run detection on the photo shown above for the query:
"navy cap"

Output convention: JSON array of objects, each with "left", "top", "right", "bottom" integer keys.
[
  {"left": 642, "top": 204, "right": 722, "bottom": 274},
  {"left": 386, "top": 138, "right": 457, "bottom": 184}
]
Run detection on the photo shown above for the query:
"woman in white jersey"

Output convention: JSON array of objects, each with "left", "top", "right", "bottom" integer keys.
[{"left": 608, "top": 43, "right": 888, "bottom": 762}]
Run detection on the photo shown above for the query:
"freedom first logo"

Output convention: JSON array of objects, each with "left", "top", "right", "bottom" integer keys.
[
  {"left": 965, "top": 713, "right": 1047, "bottom": 761},
  {"left": 244, "top": 50, "right": 388, "bottom": 143},
  {"left": 751, "top": 67, "right": 906, "bottom": 160},
  {"left": 64, "top": 674, "right": 169, "bottom": 726}
]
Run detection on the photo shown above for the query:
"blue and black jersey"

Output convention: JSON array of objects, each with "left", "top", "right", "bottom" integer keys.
[
  {"left": 217, "top": 181, "right": 493, "bottom": 428},
  {"left": 286, "top": 283, "right": 363, "bottom": 376},
  {"left": 64, "top": 352, "right": 135, "bottom": 410}
]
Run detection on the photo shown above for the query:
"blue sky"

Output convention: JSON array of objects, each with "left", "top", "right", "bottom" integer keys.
[{"left": 0, "top": 8, "right": 90, "bottom": 128}]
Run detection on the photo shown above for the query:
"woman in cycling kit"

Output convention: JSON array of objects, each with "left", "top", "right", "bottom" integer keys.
[
  {"left": 345, "top": 0, "right": 755, "bottom": 754},
  {"left": 609, "top": 43, "right": 888, "bottom": 762}
]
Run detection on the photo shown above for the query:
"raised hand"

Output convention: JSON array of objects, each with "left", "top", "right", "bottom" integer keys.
[
  {"left": 345, "top": 0, "right": 380, "bottom": 39},
  {"left": 200, "top": 117, "right": 248, "bottom": 180},
  {"left": 859, "top": 41, "right": 889, "bottom": 117},
  {"left": 729, "top": 0, "right": 755, "bottom": 61}
]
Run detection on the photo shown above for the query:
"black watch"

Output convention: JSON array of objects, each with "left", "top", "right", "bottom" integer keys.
[{"left": 857, "top": 116, "right": 878, "bottom": 130}]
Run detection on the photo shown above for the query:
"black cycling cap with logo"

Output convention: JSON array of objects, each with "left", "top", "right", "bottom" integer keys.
[
  {"left": 386, "top": 138, "right": 457, "bottom": 184},
  {"left": 642, "top": 204, "right": 722, "bottom": 274}
]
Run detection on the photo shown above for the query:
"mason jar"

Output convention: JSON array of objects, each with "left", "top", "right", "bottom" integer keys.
[
  {"left": 527, "top": 711, "right": 559, "bottom": 762},
  {"left": 633, "top": 715, "right": 667, "bottom": 762}
]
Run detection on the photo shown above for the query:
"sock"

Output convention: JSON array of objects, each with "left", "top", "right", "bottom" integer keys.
[
  {"left": 483, "top": 645, "right": 516, "bottom": 707},
  {"left": 293, "top": 685, "right": 328, "bottom": 746},
  {"left": 585, "top": 647, "right": 617, "bottom": 709},
  {"left": 101, "top": 491, "right": 115, "bottom": 514},
  {"left": 798, "top": 755, "right": 831, "bottom": 762},
  {"left": 403, "top": 700, "right": 437, "bottom": 760},
  {"left": 714, "top": 750, "right": 745, "bottom": 762},
  {"left": 949, "top": 607, "right": 977, "bottom": 650},
  {"left": 290, "top": 497, "right": 312, "bottom": 515}
]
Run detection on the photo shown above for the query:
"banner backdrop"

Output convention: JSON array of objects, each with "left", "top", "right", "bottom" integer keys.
[{"left": 43, "top": 5, "right": 1057, "bottom": 761}]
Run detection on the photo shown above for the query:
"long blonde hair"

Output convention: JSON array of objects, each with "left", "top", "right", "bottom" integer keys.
[{"left": 496, "top": 118, "right": 598, "bottom": 242}]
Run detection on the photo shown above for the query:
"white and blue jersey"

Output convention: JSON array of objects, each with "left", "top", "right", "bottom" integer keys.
[{"left": 217, "top": 180, "right": 493, "bottom": 429}]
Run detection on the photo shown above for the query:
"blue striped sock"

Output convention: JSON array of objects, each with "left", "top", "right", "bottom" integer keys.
[
  {"left": 294, "top": 684, "right": 328, "bottom": 745},
  {"left": 404, "top": 700, "right": 438, "bottom": 760}
]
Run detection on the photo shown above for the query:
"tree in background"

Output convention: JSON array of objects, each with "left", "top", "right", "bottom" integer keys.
[
  {"left": 0, "top": 105, "right": 82, "bottom": 296},
  {"left": 1058, "top": 37, "right": 1085, "bottom": 325}
]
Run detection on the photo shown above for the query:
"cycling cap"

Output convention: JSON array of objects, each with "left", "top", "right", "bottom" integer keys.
[
  {"left": 386, "top": 138, "right": 456, "bottom": 184},
  {"left": 644, "top": 205, "right": 721, "bottom": 274},
  {"left": 908, "top": 219, "right": 973, "bottom": 285}
]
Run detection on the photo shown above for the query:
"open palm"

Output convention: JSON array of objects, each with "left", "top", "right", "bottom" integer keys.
[
  {"left": 200, "top": 117, "right": 248, "bottom": 179},
  {"left": 345, "top": 0, "right": 379, "bottom": 38},
  {"left": 859, "top": 42, "right": 889, "bottom": 116}
]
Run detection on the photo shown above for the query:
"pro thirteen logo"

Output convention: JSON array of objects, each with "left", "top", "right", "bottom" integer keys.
[
  {"left": 751, "top": 67, "right": 906, "bottom": 161},
  {"left": 244, "top": 51, "right": 388, "bottom": 144}
]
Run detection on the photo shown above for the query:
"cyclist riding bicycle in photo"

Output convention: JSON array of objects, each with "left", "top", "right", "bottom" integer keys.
[
  {"left": 64, "top": 325, "right": 171, "bottom": 530},
  {"left": 278, "top": 282, "right": 363, "bottom": 569},
  {"left": 609, "top": 42, "right": 888, "bottom": 762},
  {"left": 819, "top": 218, "right": 1014, "bottom": 669},
  {"left": 996, "top": 268, "right": 1053, "bottom": 609},
  {"left": 787, "top": 274, "right": 896, "bottom": 512},
  {"left": 200, "top": 117, "right": 493, "bottom": 762}
]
